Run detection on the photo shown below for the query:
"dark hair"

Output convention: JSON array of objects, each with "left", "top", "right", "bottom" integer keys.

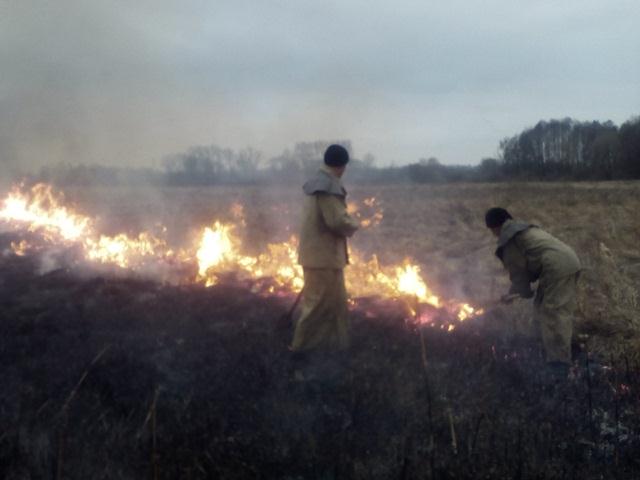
[
  {"left": 485, "top": 207, "right": 513, "bottom": 228},
  {"left": 324, "top": 144, "right": 349, "bottom": 167}
]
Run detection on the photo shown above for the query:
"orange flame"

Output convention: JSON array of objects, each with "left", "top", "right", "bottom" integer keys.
[
  {"left": 347, "top": 197, "right": 384, "bottom": 229},
  {"left": 1, "top": 183, "right": 482, "bottom": 327},
  {"left": 0, "top": 183, "right": 177, "bottom": 270},
  {"left": 0, "top": 183, "right": 89, "bottom": 241}
]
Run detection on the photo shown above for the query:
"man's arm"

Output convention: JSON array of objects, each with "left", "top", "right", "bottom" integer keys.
[
  {"left": 501, "top": 242, "right": 534, "bottom": 298},
  {"left": 317, "top": 194, "right": 359, "bottom": 238}
]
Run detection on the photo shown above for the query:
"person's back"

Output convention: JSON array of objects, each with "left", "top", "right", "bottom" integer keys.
[
  {"left": 487, "top": 208, "right": 581, "bottom": 376},
  {"left": 298, "top": 167, "right": 351, "bottom": 269},
  {"left": 290, "top": 145, "right": 359, "bottom": 360},
  {"left": 503, "top": 221, "right": 581, "bottom": 283}
]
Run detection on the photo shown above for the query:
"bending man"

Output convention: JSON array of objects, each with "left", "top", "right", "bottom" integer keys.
[
  {"left": 291, "top": 144, "right": 359, "bottom": 354},
  {"left": 485, "top": 207, "right": 581, "bottom": 375}
]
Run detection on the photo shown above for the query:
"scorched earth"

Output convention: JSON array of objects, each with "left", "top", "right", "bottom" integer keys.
[{"left": 0, "top": 181, "right": 639, "bottom": 479}]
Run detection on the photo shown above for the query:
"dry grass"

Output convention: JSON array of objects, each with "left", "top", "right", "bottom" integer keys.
[
  {"left": 65, "top": 181, "right": 640, "bottom": 358},
  {"left": 4, "top": 180, "right": 640, "bottom": 479}
]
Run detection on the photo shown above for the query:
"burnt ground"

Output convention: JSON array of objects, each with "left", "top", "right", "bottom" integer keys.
[{"left": 1, "top": 248, "right": 639, "bottom": 479}]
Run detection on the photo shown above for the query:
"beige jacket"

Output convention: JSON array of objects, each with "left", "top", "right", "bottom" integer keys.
[
  {"left": 496, "top": 220, "right": 581, "bottom": 297},
  {"left": 298, "top": 167, "right": 359, "bottom": 269}
]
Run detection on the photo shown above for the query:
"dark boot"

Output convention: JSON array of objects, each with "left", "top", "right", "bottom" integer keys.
[{"left": 289, "top": 350, "right": 308, "bottom": 382}]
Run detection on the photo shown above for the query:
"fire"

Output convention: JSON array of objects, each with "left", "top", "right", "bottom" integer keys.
[
  {"left": 395, "top": 264, "right": 440, "bottom": 307},
  {"left": 84, "top": 232, "right": 171, "bottom": 269},
  {"left": 0, "top": 183, "right": 89, "bottom": 241},
  {"left": 196, "top": 222, "right": 237, "bottom": 278},
  {"left": 457, "top": 303, "right": 483, "bottom": 322},
  {"left": 0, "top": 183, "right": 177, "bottom": 270},
  {"left": 194, "top": 222, "right": 303, "bottom": 290},
  {"left": 10, "top": 240, "right": 30, "bottom": 256},
  {"left": 1, "top": 183, "right": 483, "bottom": 328},
  {"left": 347, "top": 196, "right": 384, "bottom": 229}
]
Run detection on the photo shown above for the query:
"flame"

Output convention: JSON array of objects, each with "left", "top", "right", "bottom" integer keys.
[
  {"left": 0, "top": 183, "right": 89, "bottom": 241},
  {"left": 85, "top": 232, "right": 171, "bottom": 269},
  {"left": 196, "top": 222, "right": 237, "bottom": 277},
  {"left": 457, "top": 303, "right": 477, "bottom": 322},
  {"left": 1, "top": 183, "right": 482, "bottom": 328},
  {"left": 194, "top": 222, "right": 303, "bottom": 290},
  {"left": 396, "top": 264, "right": 440, "bottom": 306},
  {"left": 10, "top": 240, "right": 30, "bottom": 256},
  {"left": 347, "top": 197, "right": 384, "bottom": 229},
  {"left": 0, "top": 183, "right": 177, "bottom": 271}
]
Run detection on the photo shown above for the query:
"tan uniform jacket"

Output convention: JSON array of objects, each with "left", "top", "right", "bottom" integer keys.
[
  {"left": 496, "top": 220, "right": 581, "bottom": 297},
  {"left": 298, "top": 168, "right": 359, "bottom": 269}
]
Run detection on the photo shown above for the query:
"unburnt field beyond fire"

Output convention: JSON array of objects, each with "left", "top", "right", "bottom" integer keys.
[{"left": 1, "top": 182, "right": 640, "bottom": 479}]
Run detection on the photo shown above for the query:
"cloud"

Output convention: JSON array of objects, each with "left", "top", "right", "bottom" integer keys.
[{"left": 1, "top": 0, "right": 639, "bottom": 170}]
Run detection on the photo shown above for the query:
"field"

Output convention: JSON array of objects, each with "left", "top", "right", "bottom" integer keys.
[
  {"left": 65, "top": 180, "right": 640, "bottom": 349},
  {"left": 1, "top": 181, "right": 640, "bottom": 478}
]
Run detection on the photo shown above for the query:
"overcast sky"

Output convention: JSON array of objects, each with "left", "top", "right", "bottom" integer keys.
[{"left": 1, "top": 0, "right": 638, "bottom": 169}]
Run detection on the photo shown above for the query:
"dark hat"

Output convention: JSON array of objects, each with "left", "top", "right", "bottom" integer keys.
[
  {"left": 485, "top": 207, "right": 512, "bottom": 228},
  {"left": 324, "top": 144, "right": 350, "bottom": 167}
]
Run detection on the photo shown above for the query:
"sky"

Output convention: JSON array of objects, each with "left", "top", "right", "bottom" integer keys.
[{"left": 1, "top": 0, "right": 639, "bottom": 170}]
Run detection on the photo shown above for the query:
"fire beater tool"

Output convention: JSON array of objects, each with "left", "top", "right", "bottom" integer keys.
[
  {"left": 480, "top": 293, "right": 521, "bottom": 313},
  {"left": 278, "top": 288, "right": 304, "bottom": 329}
]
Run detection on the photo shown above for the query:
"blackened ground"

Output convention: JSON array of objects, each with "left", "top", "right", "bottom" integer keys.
[{"left": 0, "top": 251, "right": 639, "bottom": 479}]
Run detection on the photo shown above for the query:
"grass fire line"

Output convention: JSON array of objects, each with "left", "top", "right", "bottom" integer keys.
[
  {"left": 0, "top": 182, "right": 484, "bottom": 331},
  {"left": 2, "top": 180, "right": 640, "bottom": 478}
]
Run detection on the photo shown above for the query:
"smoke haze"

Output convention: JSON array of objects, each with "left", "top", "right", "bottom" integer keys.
[{"left": 1, "top": 0, "right": 639, "bottom": 171}]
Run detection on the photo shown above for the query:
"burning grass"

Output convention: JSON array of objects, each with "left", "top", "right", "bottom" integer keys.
[
  {"left": 0, "top": 182, "right": 483, "bottom": 328},
  {"left": 1, "top": 180, "right": 640, "bottom": 478}
]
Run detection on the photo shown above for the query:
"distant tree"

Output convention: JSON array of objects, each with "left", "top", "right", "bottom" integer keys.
[
  {"left": 268, "top": 140, "right": 352, "bottom": 182},
  {"left": 618, "top": 117, "right": 640, "bottom": 178},
  {"left": 162, "top": 144, "right": 263, "bottom": 185},
  {"left": 498, "top": 118, "right": 625, "bottom": 180},
  {"left": 583, "top": 129, "right": 619, "bottom": 179},
  {"left": 408, "top": 157, "right": 443, "bottom": 183},
  {"left": 478, "top": 158, "right": 503, "bottom": 181}
]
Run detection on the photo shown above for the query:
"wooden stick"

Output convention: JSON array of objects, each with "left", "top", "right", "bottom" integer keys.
[
  {"left": 448, "top": 408, "right": 458, "bottom": 456},
  {"left": 138, "top": 387, "right": 160, "bottom": 440},
  {"left": 56, "top": 413, "right": 66, "bottom": 480},
  {"left": 611, "top": 354, "right": 620, "bottom": 467},
  {"left": 281, "top": 288, "right": 304, "bottom": 326},
  {"left": 413, "top": 297, "right": 435, "bottom": 478},
  {"left": 56, "top": 344, "right": 110, "bottom": 480},
  {"left": 470, "top": 413, "right": 485, "bottom": 455},
  {"left": 58, "top": 345, "right": 110, "bottom": 417},
  {"left": 151, "top": 392, "right": 159, "bottom": 480},
  {"left": 584, "top": 346, "right": 595, "bottom": 443}
]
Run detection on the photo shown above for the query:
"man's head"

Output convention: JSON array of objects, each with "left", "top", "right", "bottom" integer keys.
[
  {"left": 485, "top": 207, "right": 513, "bottom": 237},
  {"left": 324, "top": 144, "right": 349, "bottom": 177}
]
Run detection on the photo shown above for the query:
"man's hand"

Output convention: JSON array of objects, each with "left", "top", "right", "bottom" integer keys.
[{"left": 500, "top": 293, "right": 521, "bottom": 305}]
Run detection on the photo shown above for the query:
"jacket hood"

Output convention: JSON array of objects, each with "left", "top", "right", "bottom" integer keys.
[
  {"left": 302, "top": 168, "right": 346, "bottom": 197},
  {"left": 497, "top": 220, "right": 535, "bottom": 248},
  {"left": 495, "top": 220, "right": 535, "bottom": 258}
]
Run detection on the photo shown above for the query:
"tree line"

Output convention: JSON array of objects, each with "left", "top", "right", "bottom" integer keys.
[
  {"left": 496, "top": 117, "right": 640, "bottom": 180},
  {"left": 31, "top": 116, "right": 640, "bottom": 186}
]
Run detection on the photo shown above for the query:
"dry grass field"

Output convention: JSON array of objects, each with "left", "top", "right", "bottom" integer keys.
[{"left": 67, "top": 180, "right": 640, "bottom": 357}]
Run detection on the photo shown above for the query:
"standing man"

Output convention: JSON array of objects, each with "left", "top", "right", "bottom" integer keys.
[
  {"left": 291, "top": 144, "right": 360, "bottom": 356},
  {"left": 485, "top": 207, "right": 581, "bottom": 377}
]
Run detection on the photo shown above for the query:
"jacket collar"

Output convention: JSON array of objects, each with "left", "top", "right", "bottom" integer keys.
[
  {"left": 302, "top": 168, "right": 346, "bottom": 196},
  {"left": 497, "top": 219, "right": 533, "bottom": 248}
]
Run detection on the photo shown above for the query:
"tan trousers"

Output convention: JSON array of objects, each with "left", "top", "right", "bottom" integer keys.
[
  {"left": 291, "top": 268, "right": 349, "bottom": 352},
  {"left": 534, "top": 273, "right": 579, "bottom": 364}
]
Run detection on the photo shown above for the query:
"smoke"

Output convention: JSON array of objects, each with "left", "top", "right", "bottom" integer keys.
[{"left": 3, "top": 1, "right": 636, "bottom": 174}]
